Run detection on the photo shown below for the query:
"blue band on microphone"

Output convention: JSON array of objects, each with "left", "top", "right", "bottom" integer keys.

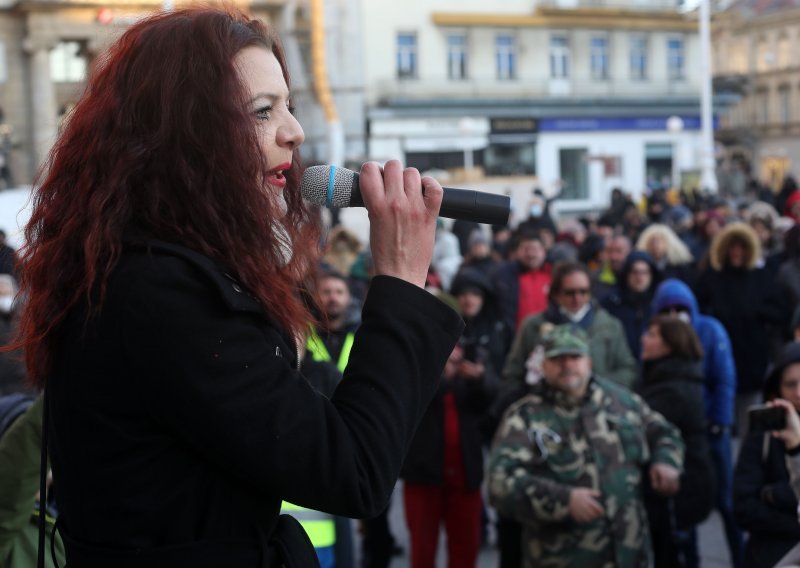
[{"left": 326, "top": 165, "right": 337, "bottom": 208}]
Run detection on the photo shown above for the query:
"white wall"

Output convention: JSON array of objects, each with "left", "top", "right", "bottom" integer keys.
[
  {"left": 538, "top": 129, "right": 702, "bottom": 209},
  {"left": 0, "top": 186, "right": 32, "bottom": 248}
]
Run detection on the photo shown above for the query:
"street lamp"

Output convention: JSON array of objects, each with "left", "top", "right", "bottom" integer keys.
[
  {"left": 699, "top": 0, "right": 718, "bottom": 192},
  {"left": 667, "top": 115, "right": 684, "bottom": 189}
]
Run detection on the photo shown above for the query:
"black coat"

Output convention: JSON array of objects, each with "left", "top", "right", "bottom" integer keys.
[
  {"left": 695, "top": 266, "right": 782, "bottom": 393},
  {"left": 401, "top": 369, "right": 497, "bottom": 491},
  {"left": 0, "top": 314, "right": 26, "bottom": 395},
  {"left": 734, "top": 430, "right": 800, "bottom": 568},
  {"left": 48, "top": 239, "right": 463, "bottom": 567},
  {"left": 637, "top": 357, "right": 715, "bottom": 529}
]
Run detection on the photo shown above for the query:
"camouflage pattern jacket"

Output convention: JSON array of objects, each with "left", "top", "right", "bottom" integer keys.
[{"left": 488, "top": 376, "right": 683, "bottom": 568}]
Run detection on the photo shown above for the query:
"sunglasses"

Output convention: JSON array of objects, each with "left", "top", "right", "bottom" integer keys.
[{"left": 560, "top": 288, "right": 590, "bottom": 298}]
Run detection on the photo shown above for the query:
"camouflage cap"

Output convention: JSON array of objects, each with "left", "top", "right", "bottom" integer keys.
[{"left": 542, "top": 324, "right": 589, "bottom": 358}]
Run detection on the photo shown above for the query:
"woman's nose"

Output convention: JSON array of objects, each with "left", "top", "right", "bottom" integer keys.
[{"left": 277, "top": 114, "right": 305, "bottom": 149}]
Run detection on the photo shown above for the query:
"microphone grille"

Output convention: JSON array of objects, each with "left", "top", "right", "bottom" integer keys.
[{"left": 301, "top": 165, "right": 356, "bottom": 207}]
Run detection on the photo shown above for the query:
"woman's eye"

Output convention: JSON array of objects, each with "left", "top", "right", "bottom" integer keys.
[{"left": 255, "top": 106, "right": 272, "bottom": 120}]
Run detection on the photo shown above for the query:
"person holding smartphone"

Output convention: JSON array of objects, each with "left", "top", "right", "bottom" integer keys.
[{"left": 734, "top": 342, "right": 800, "bottom": 568}]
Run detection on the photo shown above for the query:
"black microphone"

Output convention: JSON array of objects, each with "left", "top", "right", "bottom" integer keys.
[{"left": 301, "top": 165, "right": 511, "bottom": 225}]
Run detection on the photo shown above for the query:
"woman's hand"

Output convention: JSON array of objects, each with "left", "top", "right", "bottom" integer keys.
[
  {"left": 769, "top": 398, "right": 800, "bottom": 450},
  {"left": 358, "top": 160, "right": 443, "bottom": 288}
]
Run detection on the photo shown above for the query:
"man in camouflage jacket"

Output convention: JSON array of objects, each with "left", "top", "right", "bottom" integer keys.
[{"left": 488, "top": 325, "right": 684, "bottom": 568}]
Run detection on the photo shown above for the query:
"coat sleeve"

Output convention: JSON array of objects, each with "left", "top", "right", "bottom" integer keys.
[
  {"left": 124, "top": 266, "right": 463, "bottom": 519},
  {"left": 602, "top": 314, "right": 637, "bottom": 389},
  {"left": 786, "top": 452, "right": 800, "bottom": 501},
  {"left": 705, "top": 320, "right": 737, "bottom": 427},
  {"left": 0, "top": 397, "right": 42, "bottom": 560},
  {"left": 487, "top": 406, "right": 573, "bottom": 525},
  {"left": 501, "top": 316, "right": 539, "bottom": 384},
  {"left": 636, "top": 393, "right": 684, "bottom": 470},
  {"left": 734, "top": 433, "right": 800, "bottom": 536}
]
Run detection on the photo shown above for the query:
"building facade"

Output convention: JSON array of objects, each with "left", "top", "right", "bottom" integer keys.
[
  {"left": 0, "top": 0, "right": 368, "bottom": 185},
  {"left": 360, "top": 0, "right": 712, "bottom": 213},
  {"left": 713, "top": 0, "right": 800, "bottom": 195}
]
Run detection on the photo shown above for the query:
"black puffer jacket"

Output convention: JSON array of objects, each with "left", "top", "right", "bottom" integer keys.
[{"left": 637, "top": 356, "right": 715, "bottom": 529}]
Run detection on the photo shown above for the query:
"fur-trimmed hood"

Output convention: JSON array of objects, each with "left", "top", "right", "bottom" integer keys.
[{"left": 708, "top": 222, "right": 761, "bottom": 271}]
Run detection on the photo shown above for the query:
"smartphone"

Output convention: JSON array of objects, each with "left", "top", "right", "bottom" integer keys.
[
  {"left": 461, "top": 342, "right": 478, "bottom": 363},
  {"left": 748, "top": 405, "right": 787, "bottom": 432}
]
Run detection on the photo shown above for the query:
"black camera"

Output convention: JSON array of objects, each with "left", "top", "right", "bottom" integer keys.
[{"left": 748, "top": 405, "right": 786, "bottom": 432}]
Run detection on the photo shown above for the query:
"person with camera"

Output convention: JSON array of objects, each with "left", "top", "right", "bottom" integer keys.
[
  {"left": 770, "top": 394, "right": 800, "bottom": 567},
  {"left": 734, "top": 342, "right": 800, "bottom": 567},
  {"left": 400, "top": 340, "right": 498, "bottom": 568}
]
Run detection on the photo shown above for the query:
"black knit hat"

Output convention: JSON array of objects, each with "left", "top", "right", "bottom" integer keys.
[{"left": 764, "top": 342, "right": 800, "bottom": 400}]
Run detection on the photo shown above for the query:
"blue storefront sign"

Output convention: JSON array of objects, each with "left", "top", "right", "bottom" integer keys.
[{"left": 539, "top": 116, "right": 718, "bottom": 132}]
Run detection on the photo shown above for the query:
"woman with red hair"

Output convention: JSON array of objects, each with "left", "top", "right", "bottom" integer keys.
[{"left": 12, "top": 7, "right": 461, "bottom": 567}]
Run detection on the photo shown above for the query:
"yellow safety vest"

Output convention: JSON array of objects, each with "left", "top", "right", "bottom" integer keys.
[
  {"left": 280, "top": 501, "right": 336, "bottom": 548},
  {"left": 306, "top": 329, "right": 354, "bottom": 373}
]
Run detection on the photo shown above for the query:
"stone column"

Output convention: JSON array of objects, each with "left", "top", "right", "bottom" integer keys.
[{"left": 24, "top": 38, "right": 58, "bottom": 175}]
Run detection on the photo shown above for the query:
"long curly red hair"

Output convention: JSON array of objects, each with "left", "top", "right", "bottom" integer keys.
[{"left": 14, "top": 7, "right": 321, "bottom": 387}]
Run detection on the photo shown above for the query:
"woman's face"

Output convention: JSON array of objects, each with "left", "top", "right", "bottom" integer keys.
[
  {"left": 780, "top": 363, "right": 800, "bottom": 410},
  {"left": 234, "top": 46, "right": 305, "bottom": 211},
  {"left": 648, "top": 235, "right": 666, "bottom": 260},
  {"left": 457, "top": 290, "right": 484, "bottom": 318},
  {"left": 751, "top": 220, "right": 770, "bottom": 245},
  {"left": 727, "top": 241, "right": 746, "bottom": 268},
  {"left": 627, "top": 260, "right": 652, "bottom": 293},
  {"left": 641, "top": 324, "right": 671, "bottom": 361}
]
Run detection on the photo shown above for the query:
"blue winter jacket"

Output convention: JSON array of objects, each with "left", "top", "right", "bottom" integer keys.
[{"left": 651, "top": 279, "right": 736, "bottom": 427}]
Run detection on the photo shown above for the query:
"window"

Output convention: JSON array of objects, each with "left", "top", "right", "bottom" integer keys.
[
  {"left": 667, "top": 37, "right": 685, "bottom": 80},
  {"left": 630, "top": 36, "right": 648, "bottom": 80},
  {"left": 559, "top": 148, "right": 589, "bottom": 200},
  {"left": 496, "top": 35, "right": 516, "bottom": 80},
  {"left": 447, "top": 34, "right": 467, "bottom": 80},
  {"left": 779, "top": 86, "right": 791, "bottom": 124},
  {"left": 645, "top": 143, "right": 674, "bottom": 190},
  {"left": 756, "top": 90, "right": 769, "bottom": 125},
  {"left": 778, "top": 36, "right": 791, "bottom": 69},
  {"left": 50, "top": 41, "right": 86, "bottom": 82},
  {"left": 396, "top": 33, "right": 417, "bottom": 79},
  {"left": 550, "top": 36, "right": 570, "bottom": 79},
  {"left": 590, "top": 37, "right": 609, "bottom": 80},
  {"left": 757, "top": 39, "right": 772, "bottom": 72}
]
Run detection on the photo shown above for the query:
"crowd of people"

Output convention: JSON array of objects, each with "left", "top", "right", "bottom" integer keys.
[
  {"left": 299, "top": 180, "right": 800, "bottom": 567},
  {"left": 4, "top": 172, "right": 800, "bottom": 568},
  {"left": 10, "top": 6, "right": 800, "bottom": 568}
]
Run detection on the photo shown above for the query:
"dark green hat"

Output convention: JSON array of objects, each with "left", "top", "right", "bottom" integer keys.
[{"left": 542, "top": 325, "right": 589, "bottom": 358}]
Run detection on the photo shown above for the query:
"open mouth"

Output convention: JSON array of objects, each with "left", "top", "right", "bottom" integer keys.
[{"left": 267, "top": 163, "right": 291, "bottom": 188}]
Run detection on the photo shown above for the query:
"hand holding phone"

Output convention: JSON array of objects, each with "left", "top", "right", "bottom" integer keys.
[{"left": 768, "top": 399, "right": 800, "bottom": 450}]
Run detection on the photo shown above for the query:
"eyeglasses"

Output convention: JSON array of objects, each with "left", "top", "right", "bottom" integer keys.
[
  {"left": 560, "top": 288, "right": 590, "bottom": 297},
  {"left": 659, "top": 306, "right": 689, "bottom": 315}
]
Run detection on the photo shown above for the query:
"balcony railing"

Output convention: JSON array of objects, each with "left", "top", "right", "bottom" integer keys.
[
  {"left": 538, "top": 0, "right": 681, "bottom": 11},
  {"left": 370, "top": 76, "right": 699, "bottom": 103}
]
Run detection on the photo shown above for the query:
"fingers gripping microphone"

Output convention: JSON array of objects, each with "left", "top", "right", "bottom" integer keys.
[{"left": 301, "top": 165, "right": 511, "bottom": 225}]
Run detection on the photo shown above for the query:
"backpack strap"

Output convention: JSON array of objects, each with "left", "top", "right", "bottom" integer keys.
[{"left": 37, "top": 387, "right": 49, "bottom": 568}]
